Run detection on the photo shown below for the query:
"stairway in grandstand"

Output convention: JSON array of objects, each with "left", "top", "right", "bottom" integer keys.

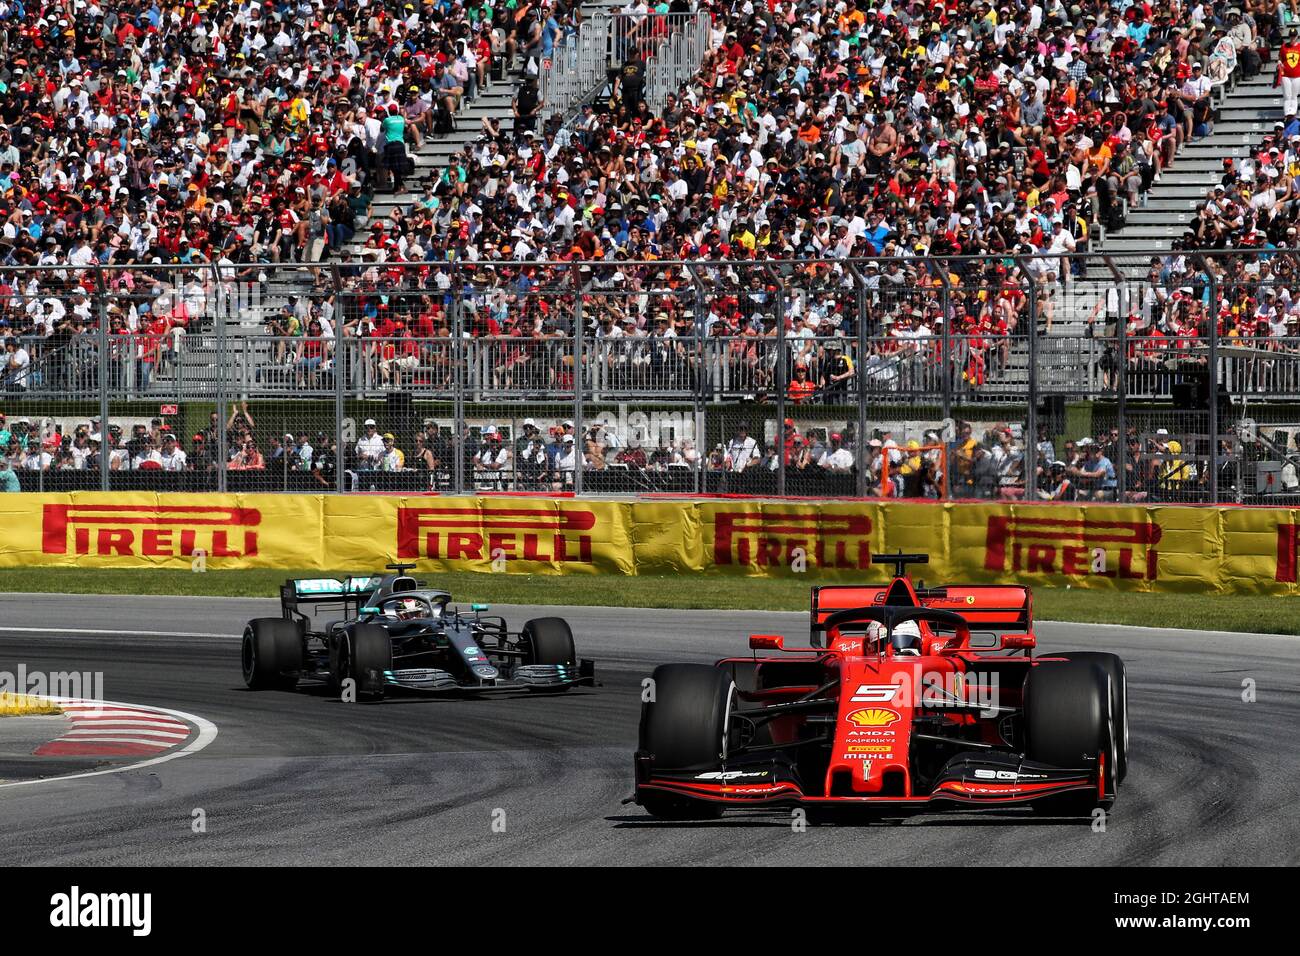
[
  {"left": 987, "top": 65, "right": 1284, "bottom": 397},
  {"left": 1096, "top": 72, "right": 1283, "bottom": 268},
  {"left": 158, "top": 1, "right": 635, "bottom": 396}
]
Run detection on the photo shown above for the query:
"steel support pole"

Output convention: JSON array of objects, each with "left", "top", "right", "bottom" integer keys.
[
  {"left": 572, "top": 270, "right": 585, "bottom": 496},
  {"left": 1116, "top": 284, "right": 1129, "bottom": 503},
  {"left": 1015, "top": 257, "right": 1039, "bottom": 498},
  {"left": 1101, "top": 255, "right": 1126, "bottom": 502},
  {"left": 773, "top": 269, "right": 787, "bottom": 497},
  {"left": 935, "top": 262, "right": 953, "bottom": 499},
  {"left": 1208, "top": 269, "right": 1219, "bottom": 503},
  {"left": 452, "top": 268, "right": 466, "bottom": 495},
  {"left": 685, "top": 263, "right": 708, "bottom": 495},
  {"left": 845, "top": 263, "right": 869, "bottom": 498},
  {"left": 213, "top": 262, "right": 228, "bottom": 494},
  {"left": 330, "top": 263, "right": 345, "bottom": 493},
  {"left": 95, "top": 265, "right": 110, "bottom": 492}
]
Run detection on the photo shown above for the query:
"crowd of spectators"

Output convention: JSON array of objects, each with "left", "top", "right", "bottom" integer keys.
[
  {"left": 2, "top": 0, "right": 1284, "bottom": 395},
  {"left": 0, "top": 403, "right": 1282, "bottom": 502}
]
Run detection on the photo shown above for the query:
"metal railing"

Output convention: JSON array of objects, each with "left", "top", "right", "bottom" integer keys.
[
  {"left": 5, "top": 252, "right": 1300, "bottom": 504},
  {"left": 538, "top": 11, "right": 708, "bottom": 119}
]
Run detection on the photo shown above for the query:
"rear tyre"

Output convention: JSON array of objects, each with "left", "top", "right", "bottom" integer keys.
[
  {"left": 1053, "top": 652, "right": 1128, "bottom": 783},
  {"left": 638, "top": 663, "right": 736, "bottom": 820},
  {"left": 349, "top": 624, "right": 392, "bottom": 701},
  {"left": 242, "top": 618, "right": 301, "bottom": 690},
  {"left": 1025, "top": 660, "right": 1117, "bottom": 816}
]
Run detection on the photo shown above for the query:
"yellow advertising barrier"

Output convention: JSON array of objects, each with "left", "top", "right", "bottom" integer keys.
[{"left": 1, "top": 492, "right": 1299, "bottom": 595}]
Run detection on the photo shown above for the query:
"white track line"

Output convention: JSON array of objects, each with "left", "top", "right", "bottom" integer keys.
[
  {"left": 0, "top": 697, "right": 218, "bottom": 790},
  {"left": 0, "top": 626, "right": 234, "bottom": 639}
]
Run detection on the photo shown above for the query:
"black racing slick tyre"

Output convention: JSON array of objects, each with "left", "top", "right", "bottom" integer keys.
[
  {"left": 1052, "top": 652, "right": 1129, "bottom": 783},
  {"left": 349, "top": 624, "right": 392, "bottom": 701},
  {"left": 521, "top": 617, "right": 577, "bottom": 666},
  {"left": 638, "top": 664, "right": 736, "bottom": 820},
  {"left": 1025, "top": 660, "right": 1118, "bottom": 815},
  {"left": 242, "top": 618, "right": 302, "bottom": 690}
]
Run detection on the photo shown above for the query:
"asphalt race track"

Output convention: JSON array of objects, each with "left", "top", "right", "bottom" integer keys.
[{"left": 0, "top": 593, "right": 1296, "bottom": 865}]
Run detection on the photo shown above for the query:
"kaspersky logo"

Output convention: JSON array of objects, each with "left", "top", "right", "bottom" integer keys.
[
  {"left": 713, "top": 511, "right": 871, "bottom": 569},
  {"left": 396, "top": 506, "right": 595, "bottom": 563},
  {"left": 845, "top": 708, "right": 900, "bottom": 727},
  {"left": 42, "top": 504, "right": 260, "bottom": 557},
  {"left": 983, "top": 516, "right": 1161, "bottom": 580}
]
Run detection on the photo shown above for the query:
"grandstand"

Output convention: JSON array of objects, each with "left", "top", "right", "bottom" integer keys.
[{"left": 2, "top": 0, "right": 1299, "bottom": 504}]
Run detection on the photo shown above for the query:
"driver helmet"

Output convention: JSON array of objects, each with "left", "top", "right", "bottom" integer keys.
[
  {"left": 891, "top": 620, "right": 922, "bottom": 655},
  {"left": 864, "top": 620, "right": 888, "bottom": 651},
  {"left": 394, "top": 597, "right": 424, "bottom": 621}
]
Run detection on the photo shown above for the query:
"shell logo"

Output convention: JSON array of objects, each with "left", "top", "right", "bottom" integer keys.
[{"left": 846, "top": 707, "right": 901, "bottom": 727}]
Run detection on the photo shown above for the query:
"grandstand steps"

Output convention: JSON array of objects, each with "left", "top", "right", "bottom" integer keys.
[
  {"left": 154, "top": 65, "right": 532, "bottom": 390},
  {"left": 1024, "top": 70, "right": 1284, "bottom": 344}
]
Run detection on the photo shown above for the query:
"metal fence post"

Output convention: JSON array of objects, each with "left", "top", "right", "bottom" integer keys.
[
  {"left": 846, "top": 263, "right": 869, "bottom": 498},
  {"left": 686, "top": 263, "right": 707, "bottom": 494},
  {"left": 212, "top": 262, "right": 228, "bottom": 494},
  {"left": 572, "top": 269, "right": 585, "bottom": 497},
  {"left": 1100, "top": 255, "right": 1126, "bottom": 502},
  {"left": 773, "top": 268, "right": 787, "bottom": 497},
  {"left": 1208, "top": 269, "right": 1219, "bottom": 503},
  {"left": 1025, "top": 267, "right": 1039, "bottom": 498},
  {"left": 330, "top": 263, "right": 345, "bottom": 494},
  {"left": 936, "top": 262, "right": 952, "bottom": 499},
  {"left": 1116, "top": 283, "right": 1128, "bottom": 502},
  {"left": 452, "top": 267, "right": 466, "bottom": 495},
  {"left": 94, "top": 265, "right": 109, "bottom": 492}
]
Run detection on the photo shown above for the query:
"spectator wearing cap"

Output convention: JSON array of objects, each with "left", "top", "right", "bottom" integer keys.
[
  {"left": 227, "top": 437, "right": 266, "bottom": 472},
  {"left": 725, "top": 422, "right": 758, "bottom": 472},
  {"left": 355, "top": 419, "right": 385, "bottom": 470},
  {"left": 291, "top": 432, "right": 315, "bottom": 472},
  {"left": 380, "top": 433, "right": 406, "bottom": 472},
  {"left": 159, "top": 433, "right": 187, "bottom": 472},
  {"left": 787, "top": 364, "right": 816, "bottom": 403},
  {"left": 1038, "top": 461, "right": 1077, "bottom": 501},
  {"left": 819, "top": 433, "right": 854, "bottom": 475},
  {"left": 475, "top": 427, "right": 510, "bottom": 488}
]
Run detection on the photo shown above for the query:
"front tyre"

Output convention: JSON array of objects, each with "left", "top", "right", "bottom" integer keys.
[
  {"left": 1052, "top": 652, "right": 1128, "bottom": 783},
  {"left": 638, "top": 663, "right": 736, "bottom": 820},
  {"left": 1025, "top": 660, "right": 1117, "bottom": 816}
]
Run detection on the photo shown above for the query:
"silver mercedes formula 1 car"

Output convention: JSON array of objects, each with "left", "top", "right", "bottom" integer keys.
[{"left": 241, "top": 564, "right": 595, "bottom": 700}]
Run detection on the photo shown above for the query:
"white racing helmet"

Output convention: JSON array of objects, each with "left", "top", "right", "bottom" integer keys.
[
  {"left": 393, "top": 597, "right": 424, "bottom": 621},
  {"left": 891, "top": 619, "right": 922, "bottom": 655}
]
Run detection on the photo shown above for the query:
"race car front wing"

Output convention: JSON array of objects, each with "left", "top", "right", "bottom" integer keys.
[
  {"left": 384, "top": 659, "right": 597, "bottom": 695},
  {"left": 633, "top": 749, "right": 1101, "bottom": 809}
]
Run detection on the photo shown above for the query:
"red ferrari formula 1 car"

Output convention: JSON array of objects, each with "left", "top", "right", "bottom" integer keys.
[{"left": 633, "top": 553, "right": 1128, "bottom": 820}]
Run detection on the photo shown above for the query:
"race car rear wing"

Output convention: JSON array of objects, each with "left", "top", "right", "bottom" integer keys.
[
  {"left": 810, "top": 583, "right": 1033, "bottom": 638},
  {"left": 279, "top": 576, "right": 384, "bottom": 621}
]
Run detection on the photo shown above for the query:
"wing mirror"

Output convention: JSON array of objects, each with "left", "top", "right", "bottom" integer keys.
[
  {"left": 749, "top": 634, "right": 784, "bottom": 651},
  {"left": 471, "top": 603, "right": 489, "bottom": 612},
  {"left": 1001, "top": 633, "right": 1036, "bottom": 650}
]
